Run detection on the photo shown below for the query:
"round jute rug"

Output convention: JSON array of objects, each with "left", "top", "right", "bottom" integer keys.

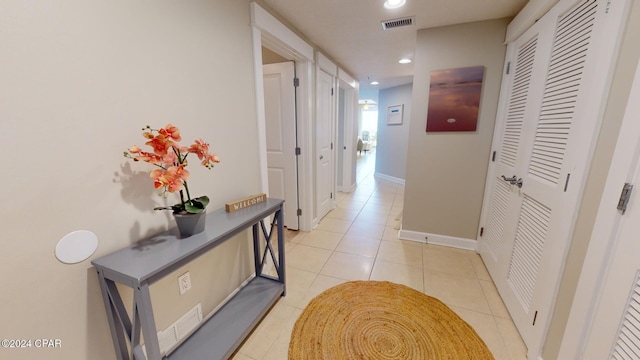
[{"left": 289, "top": 281, "right": 494, "bottom": 360}]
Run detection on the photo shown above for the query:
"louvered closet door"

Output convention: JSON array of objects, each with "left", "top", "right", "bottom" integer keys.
[
  {"left": 478, "top": 0, "right": 629, "bottom": 357},
  {"left": 481, "top": 28, "right": 545, "bottom": 279}
]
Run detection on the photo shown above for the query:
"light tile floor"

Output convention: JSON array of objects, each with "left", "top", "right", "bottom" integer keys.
[{"left": 233, "top": 151, "right": 527, "bottom": 360}]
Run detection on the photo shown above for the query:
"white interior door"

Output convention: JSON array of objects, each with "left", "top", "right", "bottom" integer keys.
[
  {"left": 337, "top": 87, "right": 345, "bottom": 191},
  {"left": 316, "top": 68, "right": 334, "bottom": 220},
  {"left": 581, "top": 55, "right": 640, "bottom": 359},
  {"left": 478, "top": 0, "right": 629, "bottom": 356},
  {"left": 338, "top": 78, "right": 358, "bottom": 193},
  {"left": 264, "top": 61, "right": 299, "bottom": 230}
]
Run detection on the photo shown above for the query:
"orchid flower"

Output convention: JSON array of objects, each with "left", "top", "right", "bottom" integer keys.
[{"left": 124, "top": 124, "right": 219, "bottom": 214}]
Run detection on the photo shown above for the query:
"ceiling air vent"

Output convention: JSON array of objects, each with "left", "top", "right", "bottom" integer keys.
[{"left": 381, "top": 16, "right": 415, "bottom": 30}]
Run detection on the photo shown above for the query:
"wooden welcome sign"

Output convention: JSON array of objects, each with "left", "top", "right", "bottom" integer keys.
[{"left": 225, "top": 193, "right": 267, "bottom": 213}]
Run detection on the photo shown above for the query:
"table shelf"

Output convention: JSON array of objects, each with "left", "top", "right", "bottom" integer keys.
[
  {"left": 92, "top": 198, "right": 286, "bottom": 360},
  {"left": 167, "top": 277, "right": 283, "bottom": 360}
]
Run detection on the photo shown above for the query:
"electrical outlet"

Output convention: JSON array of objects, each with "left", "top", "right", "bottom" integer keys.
[{"left": 178, "top": 272, "right": 192, "bottom": 295}]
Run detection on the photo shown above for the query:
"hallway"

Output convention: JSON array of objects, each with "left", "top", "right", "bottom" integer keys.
[
  {"left": 356, "top": 147, "right": 376, "bottom": 184},
  {"left": 234, "top": 166, "right": 527, "bottom": 359}
]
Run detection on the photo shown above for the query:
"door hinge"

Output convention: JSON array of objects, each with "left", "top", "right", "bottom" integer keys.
[
  {"left": 506, "top": 61, "right": 511, "bottom": 75},
  {"left": 617, "top": 183, "right": 633, "bottom": 214},
  {"left": 293, "top": 77, "right": 299, "bottom": 87},
  {"left": 331, "top": 142, "right": 334, "bottom": 150},
  {"left": 331, "top": 87, "right": 334, "bottom": 96},
  {"left": 330, "top": 192, "right": 333, "bottom": 199},
  {"left": 295, "top": 147, "right": 301, "bottom": 155},
  {"left": 479, "top": 227, "right": 484, "bottom": 237},
  {"left": 533, "top": 310, "right": 538, "bottom": 326},
  {"left": 492, "top": 151, "right": 496, "bottom": 162},
  {"left": 297, "top": 208, "right": 302, "bottom": 216}
]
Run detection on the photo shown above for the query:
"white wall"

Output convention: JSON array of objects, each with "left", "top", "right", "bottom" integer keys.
[
  {"left": 403, "top": 18, "right": 509, "bottom": 240},
  {"left": 375, "top": 83, "right": 413, "bottom": 181},
  {"left": 0, "top": 1, "right": 261, "bottom": 359}
]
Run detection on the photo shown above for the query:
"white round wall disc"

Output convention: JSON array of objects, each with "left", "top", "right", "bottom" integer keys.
[{"left": 55, "top": 230, "right": 99, "bottom": 264}]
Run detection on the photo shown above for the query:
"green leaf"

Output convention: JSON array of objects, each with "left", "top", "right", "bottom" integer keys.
[
  {"left": 193, "top": 195, "right": 210, "bottom": 208},
  {"left": 184, "top": 203, "right": 203, "bottom": 213},
  {"left": 184, "top": 196, "right": 209, "bottom": 214}
]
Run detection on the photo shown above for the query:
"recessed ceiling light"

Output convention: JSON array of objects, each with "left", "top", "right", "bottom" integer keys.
[
  {"left": 370, "top": 81, "right": 379, "bottom": 85},
  {"left": 399, "top": 58, "right": 412, "bottom": 64},
  {"left": 384, "top": 0, "right": 406, "bottom": 9}
]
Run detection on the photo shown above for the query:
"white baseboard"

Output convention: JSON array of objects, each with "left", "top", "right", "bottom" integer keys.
[
  {"left": 338, "top": 181, "right": 357, "bottom": 193},
  {"left": 398, "top": 229, "right": 477, "bottom": 251},
  {"left": 397, "top": 229, "right": 427, "bottom": 244},
  {"left": 340, "top": 182, "right": 357, "bottom": 193},
  {"left": 374, "top": 172, "right": 405, "bottom": 185}
]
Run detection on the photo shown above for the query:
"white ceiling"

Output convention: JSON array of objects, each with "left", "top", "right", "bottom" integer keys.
[{"left": 262, "top": 0, "right": 528, "bottom": 95}]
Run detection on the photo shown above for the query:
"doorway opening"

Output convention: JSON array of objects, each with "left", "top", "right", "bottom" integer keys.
[
  {"left": 357, "top": 103, "right": 378, "bottom": 183},
  {"left": 252, "top": 2, "right": 357, "bottom": 231}
]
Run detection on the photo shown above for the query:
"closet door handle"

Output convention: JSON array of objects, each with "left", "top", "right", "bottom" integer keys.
[
  {"left": 515, "top": 178, "right": 523, "bottom": 188},
  {"left": 501, "top": 175, "right": 523, "bottom": 188},
  {"left": 320, "top": 155, "right": 324, "bottom": 160}
]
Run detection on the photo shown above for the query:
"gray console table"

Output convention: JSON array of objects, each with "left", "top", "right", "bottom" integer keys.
[{"left": 92, "top": 198, "right": 286, "bottom": 360}]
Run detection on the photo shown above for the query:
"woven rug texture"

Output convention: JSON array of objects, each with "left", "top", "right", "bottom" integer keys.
[{"left": 289, "top": 280, "right": 494, "bottom": 360}]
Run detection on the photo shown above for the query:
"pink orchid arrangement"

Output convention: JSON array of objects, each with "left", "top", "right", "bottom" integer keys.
[{"left": 124, "top": 124, "right": 220, "bottom": 214}]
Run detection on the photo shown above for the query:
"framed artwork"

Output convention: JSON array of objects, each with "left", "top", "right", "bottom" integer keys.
[
  {"left": 387, "top": 104, "right": 404, "bottom": 125},
  {"left": 426, "top": 66, "right": 485, "bottom": 132}
]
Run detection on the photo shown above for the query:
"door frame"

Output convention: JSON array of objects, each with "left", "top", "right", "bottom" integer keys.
[
  {"left": 315, "top": 52, "right": 338, "bottom": 224},
  {"left": 558, "top": 45, "right": 640, "bottom": 359},
  {"left": 262, "top": 61, "right": 299, "bottom": 229},
  {"left": 251, "top": 2, "right": 314, "bottom": 231},
  {"left": 338, "top": 69, "right": 358, "bottom": 193}
]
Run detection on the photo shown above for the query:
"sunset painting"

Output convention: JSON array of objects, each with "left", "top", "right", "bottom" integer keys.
[{"left": 426, "top": 66, "right": 485, "bottom": 132}]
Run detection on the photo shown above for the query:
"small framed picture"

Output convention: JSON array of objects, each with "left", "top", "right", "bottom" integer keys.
[{"left": 387, "top": 105, "right": 404, "bottom": 125}]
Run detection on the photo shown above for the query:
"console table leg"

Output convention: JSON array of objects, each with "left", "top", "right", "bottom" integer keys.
[
  {"left": 277, "top": 206, "right": 286, "bottom": 296},
  {"left": 134, "top": 284, "right": 161, "bottom": 360},
  {"left": 252, "top": 223, "right": 262, "bottom": 276},
  {"left": 96, "top": 270, "right": 130, "bottom": 360}
]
